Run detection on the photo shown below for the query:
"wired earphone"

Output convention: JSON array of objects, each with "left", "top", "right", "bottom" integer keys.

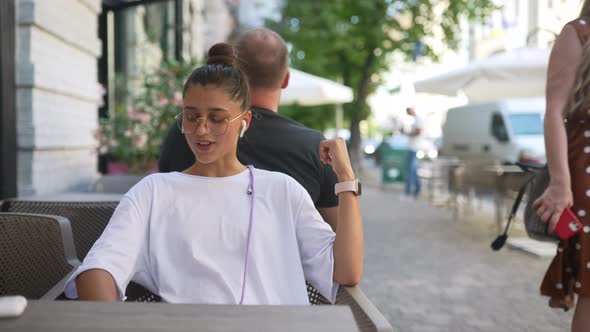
[{"left": 238, "top": 165, "right": 255, "bottom": 304}]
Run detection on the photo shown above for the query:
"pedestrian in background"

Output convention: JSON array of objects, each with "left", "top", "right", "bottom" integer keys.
[
  {"left": 533, "top": 1, "right": 590, "bottom": 330},
  {"left": 403, "top": 107, "right": 423, "bottom": 199}
]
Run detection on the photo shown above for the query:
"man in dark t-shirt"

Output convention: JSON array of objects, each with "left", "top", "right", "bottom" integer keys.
[{"left": 158, "top": 28, "right": 339, "bottom": 230}]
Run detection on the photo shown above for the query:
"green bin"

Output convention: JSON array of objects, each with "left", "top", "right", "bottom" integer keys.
[{"left": 381, "top": 145, "right": 407, "bottom": 183}]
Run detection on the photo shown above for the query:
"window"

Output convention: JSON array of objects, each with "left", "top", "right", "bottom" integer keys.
[
  {"left": 491, "top": 113, "right": 510, "bottom": 142},
  {"left": 508, "top": 113, "right": 544, "bottom": 136}
]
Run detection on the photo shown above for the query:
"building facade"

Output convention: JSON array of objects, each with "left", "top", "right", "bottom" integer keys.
[
  {"left": 471, "top": 0, "right": 580, "bottom": 59},
  {"left": 0, "top": 0, "right": 282, "bottom": 198},
  {"left": 15, "top": 0, "right": 103, "bottom": 196}
]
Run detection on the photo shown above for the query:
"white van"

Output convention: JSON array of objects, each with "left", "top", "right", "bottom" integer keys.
[{"left": 441, "top": 98, "right": 546, "bottom": 164}]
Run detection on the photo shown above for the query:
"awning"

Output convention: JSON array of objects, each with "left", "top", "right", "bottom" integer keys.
[
  {"left": 413, "top": 48, "right": 550, "bottom": 102},
  {"left": 280, "top": 69, "right": 354, "bottom": 106}
]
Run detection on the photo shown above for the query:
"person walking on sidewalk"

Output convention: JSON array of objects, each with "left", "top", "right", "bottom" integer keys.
[
  {"left": 403, "top": 107, "right": 423, "bottom": 199},
  {"left": 533, "top": 2, "right": 590, "bottom": 330},
  {"left": 158, "top": 28, "right": 340, "bottom": 231}
]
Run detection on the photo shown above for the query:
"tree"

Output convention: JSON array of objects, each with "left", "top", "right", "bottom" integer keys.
[{"left": 269, "top": 0, "right": 497, "bottom": 170}]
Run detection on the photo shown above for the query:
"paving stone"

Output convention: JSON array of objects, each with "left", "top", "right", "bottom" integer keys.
[{"left": 358, "top": 178, "right": 572, "bottom": 332}]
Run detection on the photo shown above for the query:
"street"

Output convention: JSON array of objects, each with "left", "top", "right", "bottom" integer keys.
[{"left": 357, "top": 181, "right": 572, "bottom": 332}]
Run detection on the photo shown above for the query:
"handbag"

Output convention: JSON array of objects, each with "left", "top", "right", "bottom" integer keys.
[
  {"left": 522, "top": 165, "right": 557, "bottom": 242},
  {"left": 491, "top": 163, "right": 558, "bottom": 251}
]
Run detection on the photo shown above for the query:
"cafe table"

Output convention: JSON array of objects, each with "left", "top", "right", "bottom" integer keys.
[{"left": 0, "top": 300, "right": 360, "bottom": 332}]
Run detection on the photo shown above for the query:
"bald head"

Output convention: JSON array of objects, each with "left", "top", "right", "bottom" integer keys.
[{"left": 236, "top": 28, "right": 289, "bottom": 89}]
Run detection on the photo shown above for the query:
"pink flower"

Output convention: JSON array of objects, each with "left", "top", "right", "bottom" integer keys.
[
  {"left": 173, "top": 91, "right": 183, "bottom": 107},
  {"left": 128, "top": 109, "right": 141, "bottom": 121},
  {"left": 134, "top": 134, "right": 147, "bottom": 148},
  {"left": 159, "top": 96, "right": 169, "bottom": 106},
  {"left": 124, "top": 129, "right": 132, "bottom": 137},
  {"left": 139, "top": 113, "right": 151, "bottom": 123}
]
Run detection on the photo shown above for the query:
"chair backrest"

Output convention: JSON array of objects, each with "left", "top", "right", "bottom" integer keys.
[
  {"left": 91, "top": 175, "right": 144, "bottom": 194},
  {"left": 333, "top": 287, "right": 393, "bottom": 332},
  {"left": 0, "top": 213, "right": 79, "bottom": 299},
  {"left": 124, "top": 281, "right": 326, "bottom": 304},
  {"left": 1, "top": 200, "right": 119, "bottom": 260}
]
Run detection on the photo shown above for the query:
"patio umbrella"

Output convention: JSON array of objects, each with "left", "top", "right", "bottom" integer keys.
[
  {"left": 280, "top": 68, "right": 354, "bottom": 106},
  {"left": 413, "top": 47, "right": 550, "bottom": 102}
]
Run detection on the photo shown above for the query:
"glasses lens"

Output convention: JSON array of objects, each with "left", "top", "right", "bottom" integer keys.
[
  {"left": 176, "top": 114, "right": 184, "bottom": 132},
  {"left": 207, "top": 117, "right": 228, "bottom": 136},
  {"left": 178, "top": 112, "right": 229, "bottom": 136},
  {"left": 178, "top": 112, "right": 200, "bottom": 134}
]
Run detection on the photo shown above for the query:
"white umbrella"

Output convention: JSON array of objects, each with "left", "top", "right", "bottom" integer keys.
[
  {"left": 280, "top": 68, "right": 354, "bottom": 106},
  {"left": 413, "top": 48, "right": 550, "bottom": 102}
]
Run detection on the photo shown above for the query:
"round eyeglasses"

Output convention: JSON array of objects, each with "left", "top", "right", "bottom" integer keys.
[{"left": 175, "top": 110, "right": 247, "bottom": 136}]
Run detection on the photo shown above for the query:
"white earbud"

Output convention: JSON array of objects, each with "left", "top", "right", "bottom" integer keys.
[{"left": 240, "top": 120, "right": 247, "bottom": 138}]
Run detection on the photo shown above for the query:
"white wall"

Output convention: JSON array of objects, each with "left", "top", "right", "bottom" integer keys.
[{"left": 16, "top": 0, "right": 102, "bottom": 195}]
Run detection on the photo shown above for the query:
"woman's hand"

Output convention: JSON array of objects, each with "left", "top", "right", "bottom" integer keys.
[
  {"left": 532, "top": 182, "right": 573, "bottom": 233},
  {"left": 319, "top": 138, "right": 355, "bottom": 181}
]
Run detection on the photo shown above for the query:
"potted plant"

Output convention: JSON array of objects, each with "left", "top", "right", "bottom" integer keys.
[{"left": 96, "top": 60, "right": 198, "bottom": 174}]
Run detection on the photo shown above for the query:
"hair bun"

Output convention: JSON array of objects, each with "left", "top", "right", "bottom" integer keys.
[{"left": 207, "top": 43, "right": 238, "bottom": 66}]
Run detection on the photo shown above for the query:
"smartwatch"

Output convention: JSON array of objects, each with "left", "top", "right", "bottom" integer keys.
[{"left": 334, "top": 179, "right": 362, "bottom": 196}]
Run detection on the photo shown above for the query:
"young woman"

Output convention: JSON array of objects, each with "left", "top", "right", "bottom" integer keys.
[
  {"left": 534, "top": 1, "right": 590, "bottom": 330},
  {"left": 64, "top": 43, "right": 363, "bottom": 305}
]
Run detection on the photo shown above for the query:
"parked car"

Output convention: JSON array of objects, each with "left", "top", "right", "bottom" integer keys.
[{"left": 441, "top": 98, "right": 545, "bottom": 164}]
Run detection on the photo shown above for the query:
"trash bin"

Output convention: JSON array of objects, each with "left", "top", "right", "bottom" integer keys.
[{"left": 381, "top": 143, "right": 407, "bottom": 183}]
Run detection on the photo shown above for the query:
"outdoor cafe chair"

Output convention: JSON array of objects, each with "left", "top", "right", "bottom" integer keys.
[
  {"left": 0, "top": 212, "right": 80, "bottom": 300},
  {"left": 1, "top": 199, "right": 119, "bottom": 260}
]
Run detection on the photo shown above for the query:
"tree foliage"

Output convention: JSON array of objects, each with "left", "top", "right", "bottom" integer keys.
[{"left": 268, "top": 0, "right": 497, "bottom": 168}]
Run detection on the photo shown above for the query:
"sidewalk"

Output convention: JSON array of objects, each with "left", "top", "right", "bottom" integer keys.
[
  {"left": 361, "top": 160, "right": 557, "bottom": 257},
  {"left": 358, "top": 162, "right": 571, "bottom": 332}
]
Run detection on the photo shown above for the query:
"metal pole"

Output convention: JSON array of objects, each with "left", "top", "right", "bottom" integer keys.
[
  {"left": 174, "top": 0, "right": 183, "bottom": 62},
  {"left": 0, "top": 0, "right": 17, "bottom": 198}
]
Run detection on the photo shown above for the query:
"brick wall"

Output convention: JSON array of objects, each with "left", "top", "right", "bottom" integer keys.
[{"left": 16, "top": 0, "right": 102, "bottom": 196}]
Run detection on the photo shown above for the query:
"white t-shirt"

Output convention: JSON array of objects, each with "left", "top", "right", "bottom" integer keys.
[
  {"left": 408, "top": 114, "right": 424, "bottom": 151},
  {"left": 64, "top": 169, "right": 338, "bottom": 304}
]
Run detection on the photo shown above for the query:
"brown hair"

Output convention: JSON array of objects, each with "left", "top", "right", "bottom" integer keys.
[
  {"left": 581, "top": 0, "right": 590, "bottom": 18},
  {"left": 235, "top": 28, "right": 289, "bottom": 89},
  {"left": 565, "top": 1, "right": 590, "bottom": 115},
  {"left": 182, "top": 43, "right": 250, "bottom": 110}
]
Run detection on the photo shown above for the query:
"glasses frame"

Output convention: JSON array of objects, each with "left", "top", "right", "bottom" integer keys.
[{"left": 175, "top": 110, "right": 248, "bottom": 136}]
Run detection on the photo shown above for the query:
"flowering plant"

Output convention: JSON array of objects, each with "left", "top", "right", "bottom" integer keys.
[{"left": 96, "top": 60, "right": 198, "bottom": 173}]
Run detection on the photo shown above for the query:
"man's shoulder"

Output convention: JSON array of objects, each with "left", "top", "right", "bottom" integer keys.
[
  {"left": 273, "top": 114, "right": 326, "bottom": 140},
  {"left": 251, "top": 109, "right": 326, "bottom": 143}
]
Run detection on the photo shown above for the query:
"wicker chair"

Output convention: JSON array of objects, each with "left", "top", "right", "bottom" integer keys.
[
  {"left": 335, "top": 286, "right": 393, "bottom": 332},
  {"left": 0, "top": 212, "right": 80, "bottom": 299},
  {"left": 1, "top": 199, "right": 119, "bottom": 260}
]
